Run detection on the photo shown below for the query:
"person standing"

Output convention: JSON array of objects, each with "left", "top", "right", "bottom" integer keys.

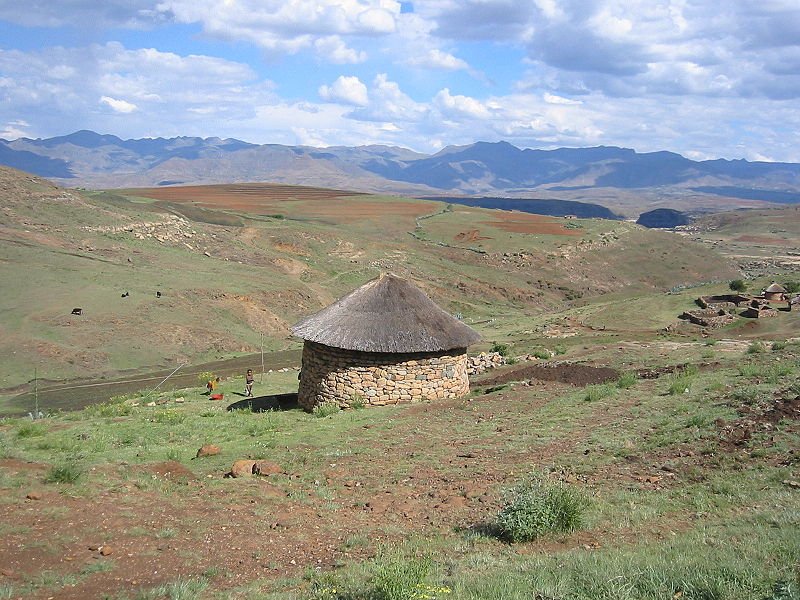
[{"left": 245, "top": 369, "right": 255, "bottom": 397}]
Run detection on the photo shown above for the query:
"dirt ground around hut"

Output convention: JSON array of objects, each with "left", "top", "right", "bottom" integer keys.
[{"left": 2, "top": 349, "right": 797, "bottom": 599}]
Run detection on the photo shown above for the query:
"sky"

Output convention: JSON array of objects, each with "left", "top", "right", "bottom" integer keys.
[{"left": 0, "top": 0, "right": 798, "bottom": 161}]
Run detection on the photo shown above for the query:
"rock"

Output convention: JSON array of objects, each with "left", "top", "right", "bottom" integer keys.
[
  {"left": 26, "top": 491, "right": 42, "bottom": 500},
  {"left": 100, "top": 546, "right": 113, "bottom": 556},
  {"left": 230, "top": 460, "right": 256, "bottom": 478},
  {"left": 253, "top": 460, "right": 283, "bottom": 476},
  {"left": 783, "top": 480, "right": 800, "bottom": 489},
  {"left": 88, "top": 544, "right": 101, "bottom": 551},
  {"left": 196, "top": 444, "right": 221, "bottom": 458}
]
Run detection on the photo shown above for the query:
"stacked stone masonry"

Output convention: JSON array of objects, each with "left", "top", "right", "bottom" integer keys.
[{"left": 298, "top": 341, "right": 469, "bottom": 410}]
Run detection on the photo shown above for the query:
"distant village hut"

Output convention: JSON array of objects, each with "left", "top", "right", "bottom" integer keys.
[
  {"left": 763, "top": 283, "right": 787, "bottom": 302},
  {"left": 292, "top": 274, "right": 481, "bottom": 411}
]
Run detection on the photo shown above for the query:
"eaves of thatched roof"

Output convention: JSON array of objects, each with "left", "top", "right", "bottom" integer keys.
[
  {"left": 765, "top": 283, "right": 787, "bottom": 293},
  {"left": 291, "top": 273, "right": 481, "bottom": 353}
]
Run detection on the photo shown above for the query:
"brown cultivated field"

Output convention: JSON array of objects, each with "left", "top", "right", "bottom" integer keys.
[
  {"left": 482, "top": 216, "right": 583, "bottom": 236},
  {"left": 127, "top": 183, "right": 438, "bottom": 225}
]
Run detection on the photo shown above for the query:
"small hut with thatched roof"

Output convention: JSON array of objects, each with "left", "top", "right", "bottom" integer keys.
[
  {"left": 292, "top": 273, "right": 480, "bottom": 411},
  {"left": 763, "top": 283, "right": 787, "bottom": 302}
]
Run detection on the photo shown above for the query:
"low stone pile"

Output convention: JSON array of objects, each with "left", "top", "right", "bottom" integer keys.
[
  {"left": 83, "top": 215, "right": 203, "bottom": 248},
  {"left": 467, "top": 351, "right": 506, "bottom": 375}
]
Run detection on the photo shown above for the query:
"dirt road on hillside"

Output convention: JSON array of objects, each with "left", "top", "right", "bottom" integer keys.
[{"left": 2, "top": 350, "right": 301, "bottom": 416}]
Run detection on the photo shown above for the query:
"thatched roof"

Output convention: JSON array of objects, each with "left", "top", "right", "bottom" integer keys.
[
  {"left": 291, "top": 273, "right": 481, "bottom": 352},
  {"left": 765, "top": 283, "right": 787, "bottom": 293}
]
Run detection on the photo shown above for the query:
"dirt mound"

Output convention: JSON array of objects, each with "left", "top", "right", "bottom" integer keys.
[{"left": 477, "top": 362, "right": 619, "bottom": 387}]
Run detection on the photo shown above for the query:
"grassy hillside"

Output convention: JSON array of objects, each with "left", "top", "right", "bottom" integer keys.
[
  {"left": 0, "top": 168, "right": 737, "bottom": 394},
  {"left": 0, "top": 326, "right": 797, "bottom": 599},
  {"left": 1, "top": 168, "right": 799, "bottom": 599}
]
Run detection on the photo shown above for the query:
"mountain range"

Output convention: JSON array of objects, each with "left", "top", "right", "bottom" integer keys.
[{"left": 2, "top": 130, "right": 799, "bottom": 215}]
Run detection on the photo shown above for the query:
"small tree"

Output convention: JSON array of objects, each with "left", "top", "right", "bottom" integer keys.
[{"left": 729, "top": 279, "right": 747, "bottom": 292}]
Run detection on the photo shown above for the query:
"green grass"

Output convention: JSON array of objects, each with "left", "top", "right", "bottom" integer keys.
[{"left": 495, "top": 475, "right": 587, "bottom": 542}]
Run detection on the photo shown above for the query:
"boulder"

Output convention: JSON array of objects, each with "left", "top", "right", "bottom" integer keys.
[
  {"left": 196, "top": 444, "right": 221, "bottom": 458},
  {"left": 229, "top": 460, "right": 256, "bottom": 478}
]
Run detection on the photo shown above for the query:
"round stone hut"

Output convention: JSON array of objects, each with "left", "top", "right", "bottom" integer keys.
[
  {"left": 292, "top": 273, "right": 480, "bottom": 410},
  {"left": 764, "top": 283, "right": 787, "bottom": 302}
]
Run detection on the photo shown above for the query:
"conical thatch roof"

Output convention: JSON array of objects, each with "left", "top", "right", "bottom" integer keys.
[
  {"left": 765, "top": 283, "right": 787, "bottom": 293},
  {"left": 292, "top": 274, "right": 481, "bottom": 353}
]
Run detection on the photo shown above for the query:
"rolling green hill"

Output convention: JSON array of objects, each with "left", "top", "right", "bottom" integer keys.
[{"left": 0, "top": 167, "right": 738, "bottom": 392}]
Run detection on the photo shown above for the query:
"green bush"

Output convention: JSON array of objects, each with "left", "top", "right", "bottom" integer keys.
[
  {"left": 495, "top": 475, "right": 587, "bottom": 543},
  {"left": 585, "top": 383, "right": 616, "bottom": 402},
  {"left": 772, "top": 341, "right": 787, "bottom": 352},
  {"left": 16, "top": 421, "right": 47, "bottom": 438},
  {"left": 44, "top": 462, "right": 82, "bottom": 484},
  {"left": 616, "top": 372, "right": 637, "bottom": 389},
  {"left": 372, "top": 554, "right": 432, "bottom": 600},
  {"left": 729, "top": 279, "right": 747, "bottom": 292},
  {"left": 313, "top": 403, "right": 341, "bottom": 418},
  {"left": 490, "top": 342, "right": 509, "bottom": 356},
  {"left": 747, "top": 341, "right": 767, "bottom": 354},
  {"left": 532, "top": 347, "right": 552, "bottom": 360}
]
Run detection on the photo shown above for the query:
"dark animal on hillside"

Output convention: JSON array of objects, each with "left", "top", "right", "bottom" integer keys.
[
  {"left": 71, "top": 308, "right": 82, "bottom": 315},
  {"left": 156, "top": 291, "right": 161, "bottom": 298},
  {"left": 121, "top": 291, "right": 129, "bottom": 298}
]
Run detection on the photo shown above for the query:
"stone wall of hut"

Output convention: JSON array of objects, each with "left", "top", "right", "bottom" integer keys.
[{"left": 297, "top": 341, "right": 470, "bottom": 410}]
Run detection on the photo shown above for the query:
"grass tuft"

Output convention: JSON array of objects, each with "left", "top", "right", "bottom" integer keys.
[
  {"left": 495, "top": 475, "right": 587, "bottom": 543},
  {"left": 44, "top": 462, "right": 82, "bottom": 484}
]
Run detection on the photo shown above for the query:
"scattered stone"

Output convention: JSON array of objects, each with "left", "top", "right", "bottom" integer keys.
[
  {"left": 253, "top": 460, "right": 283, "bottom": 476},
  {"left": 88, "top": 544, "right": 101, "bottom": 551},
  {"left": 783, "top": 480, "right": 800, "bottom": 489},
  {"left": 100, "top": 546, "right": 113, "bottom": 556},
  {"left": 229, "top": 460, "right": 257, "bottom": 478},
  {"left": 196, "top": 444, "right": 221, "bottom": 458},
  {"left": 26, "top": 491, "right": 42, "bottom": 500}
]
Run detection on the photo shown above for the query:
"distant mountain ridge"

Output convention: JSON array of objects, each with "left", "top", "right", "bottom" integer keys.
[{"left": 2, "top": 131, "right": 799, "bottom": 215}]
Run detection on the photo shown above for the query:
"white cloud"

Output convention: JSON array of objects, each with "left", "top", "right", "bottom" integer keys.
[
  {"left": 161, "top": 0, "right": 401, "bottom": 57},
  {"left": 433, "top": 88, "right": 490, "bottom": 119},
  {"left": 0, "top": 119, "right": 30, "bottom": 139},
  {"left": 406, "top": 48, "right": 468, "bottom": 71},
  {"left": 319, "top": 75, "right": 369, "bottom": 106},
  {"left": 348, "top": 73, "right": 427, "bottom": 122},
  {"left": 314, "top": 36, "right": 367, "bottom": 64},
  {"left": 543, "top": 93, "right": 582, "bottom": 105},
  {"left": 100, "top": 95, "right": 138, "bottom": 113}
]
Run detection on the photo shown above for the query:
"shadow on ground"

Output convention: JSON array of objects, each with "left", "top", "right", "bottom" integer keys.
[{"left": 227, "top": 392, "right": 299, "bottom": 412}]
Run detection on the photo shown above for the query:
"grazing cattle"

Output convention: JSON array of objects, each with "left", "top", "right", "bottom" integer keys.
[
  {"left": 121, "top": 291, "right": 129, "bottom": 298},
  {"left": 71, "top": 308, "right": 82, "bottom": 315},
  {"left": 156, "top": 291, "right": 162, "bottom": 298}
]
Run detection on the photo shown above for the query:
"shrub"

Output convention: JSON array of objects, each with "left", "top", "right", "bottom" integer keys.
[
  {"left": 349, "top": 394, "right": 365, "bottom": 410},
  {"left": 44, "top": 462, "right": 82, "bottom": 484},
  {"left": 371, "top": 554, "right": 432, "bottom": 600},
  {"left": 197, "top": 371, "right": 215, "bottom": 386},
  {"left": 313, "top": 403, "right": 341, "bottom": 418},
  {"left": 495, "top": 475, "right": 586, "bottom": 542},
  {"left": 729, "top": 279, "right": 747, "bottom": 292},
  {"left": 747, "top": 341, "right": 767, "bottom": 354},
  {"left": 772, "top": 341, "right": 787, "bottom": 352},
  {"left": 490, "top": 342, "right": 509, "bottom": 356},
  {"left": 616, "top": 372, "right": 637, "bottom": 389},
  {"left": 532, "top": 347, "right": 552, "bottom": 360},
  {"left": 668, "top": 374, "right": 694, "bottom": 395},
  {"left": 585, "top": 383, "right": 615, "bottom": 401},
  {"left": 16, "top": 422, "right": 47, "bottom": 438}
]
